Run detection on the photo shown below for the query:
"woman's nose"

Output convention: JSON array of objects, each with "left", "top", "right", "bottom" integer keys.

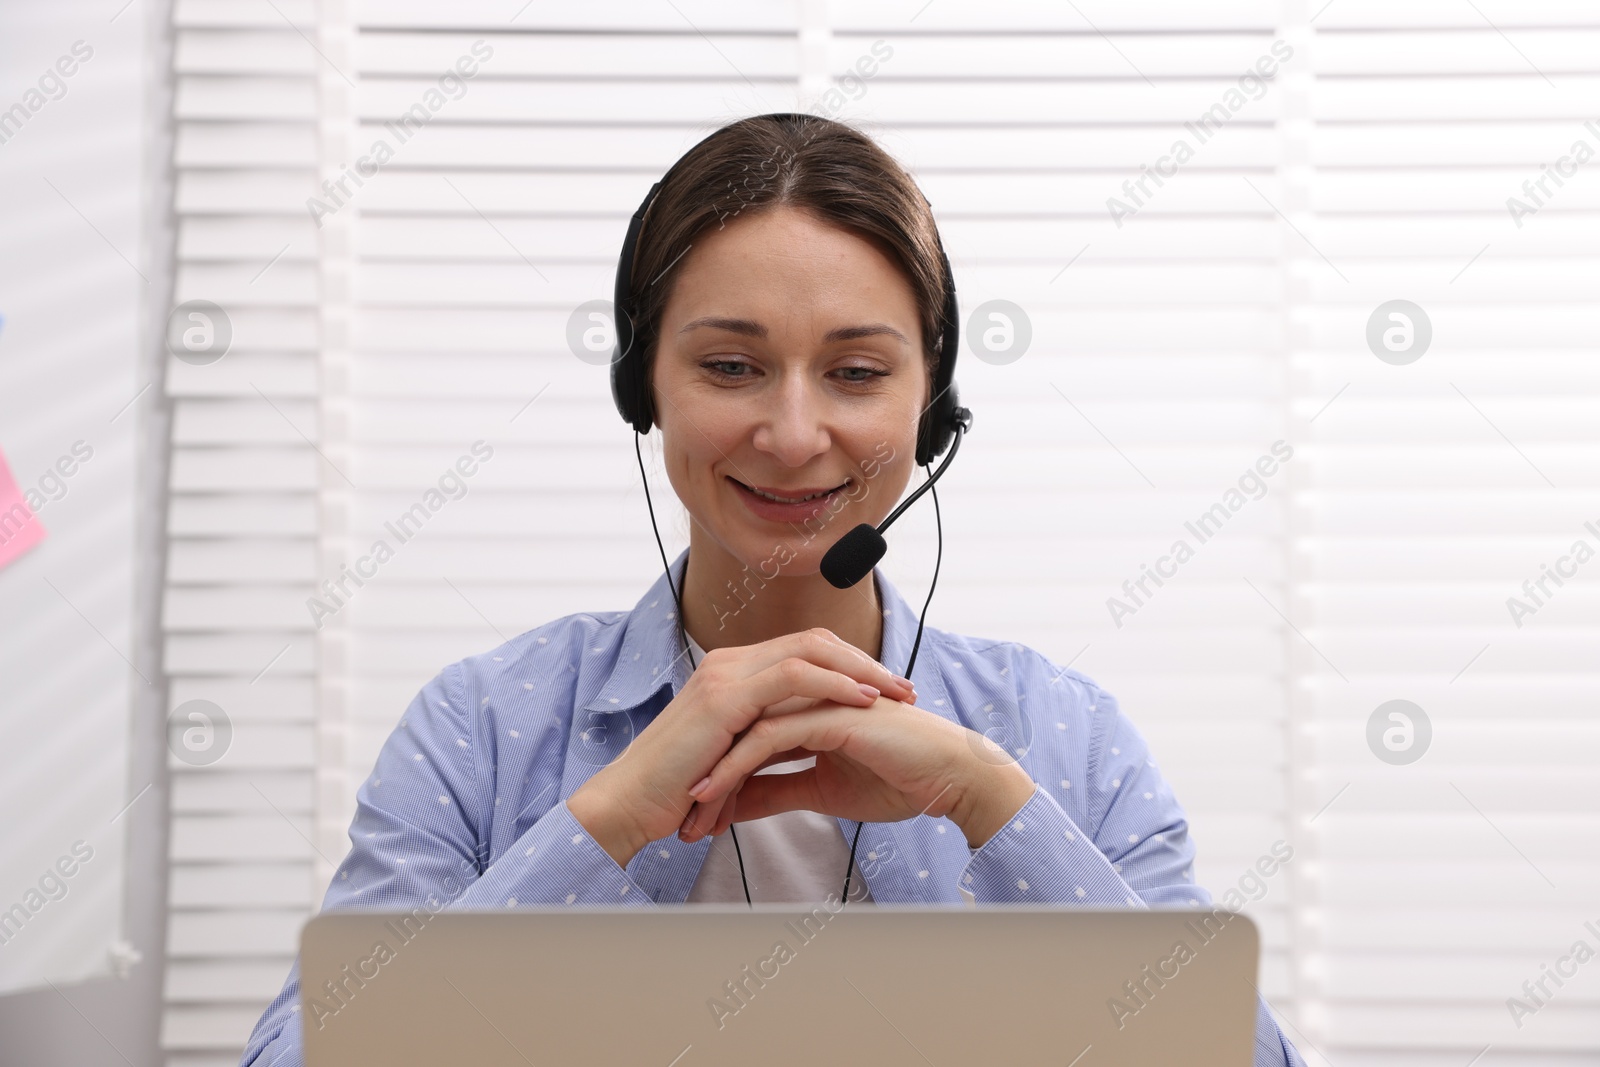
[{"left": 751, "top": 377, "right": 831, "bottom": 467}]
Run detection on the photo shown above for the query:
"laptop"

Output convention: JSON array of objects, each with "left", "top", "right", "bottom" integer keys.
[{"left": 300, "top": 905, "right": 1260, "bottom": 1065}]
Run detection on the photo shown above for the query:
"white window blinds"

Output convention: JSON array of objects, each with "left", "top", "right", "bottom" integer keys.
[
  {"left": 163, "top": 0, "right": 323, "bottom": 1058},
  {"left": 1298, "top": 2, "right": 1600, "bottom": 1061}
]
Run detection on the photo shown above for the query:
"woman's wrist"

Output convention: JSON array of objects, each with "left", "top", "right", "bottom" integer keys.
[
  {"left": 948, "top": 753, "right": 1036, "bottom": 849},
  {"left": 567, "top": 774, "right": 648, "bottom": 869}
]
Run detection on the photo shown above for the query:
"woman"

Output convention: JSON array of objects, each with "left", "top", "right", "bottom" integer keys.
[{"left": 241, "top": 113, "right": 1305, "bottom": 1066}]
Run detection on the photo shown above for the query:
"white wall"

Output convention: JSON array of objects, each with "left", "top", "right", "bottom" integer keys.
[{"left": 0, "top": 0, "right": 146, "bottom": 998}]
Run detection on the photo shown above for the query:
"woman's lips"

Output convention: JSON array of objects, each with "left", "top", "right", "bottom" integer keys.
[{"left": 728, "top": 476, "right": 848, "bottom": 522}]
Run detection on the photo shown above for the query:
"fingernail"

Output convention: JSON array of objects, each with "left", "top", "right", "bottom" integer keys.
[
  {"left": 858, "top": 683, "right": 880, "bottom": 701},
  {"left": 689, "top": 776, "right": 711, "bottom": 798},
  {"left": 895, "top": 675, "right": 914, "bottom": 687}
]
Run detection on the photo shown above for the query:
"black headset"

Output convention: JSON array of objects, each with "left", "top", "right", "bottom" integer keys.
[{"left": 609, "top": 111, "right": 966, "bottom": 467}]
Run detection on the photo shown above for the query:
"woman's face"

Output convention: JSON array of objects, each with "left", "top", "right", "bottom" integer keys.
[{"left": 650, "top": 204, "right": 929, "bottom": 575}]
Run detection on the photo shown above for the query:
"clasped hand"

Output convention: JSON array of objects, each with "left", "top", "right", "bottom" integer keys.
[{"left": 565, "top": 628, "right": 1036, "bottom": 869}]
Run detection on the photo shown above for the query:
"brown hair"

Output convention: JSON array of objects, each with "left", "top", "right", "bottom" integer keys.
[{"left": 626, "top": 113, "right": 947, "bottom": 423}]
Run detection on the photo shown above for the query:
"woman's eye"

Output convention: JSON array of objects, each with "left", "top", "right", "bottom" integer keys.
[
  {"left": 700, "top": 360, "right": 885, "bottom": 384},
  {"left": 702, "top": 359, "right": 749, "bottom": 379}
]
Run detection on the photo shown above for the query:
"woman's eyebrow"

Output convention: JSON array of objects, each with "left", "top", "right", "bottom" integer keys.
[
  {"left": 678, "top": 316, "right": 909, "bottom": 346},
  {"left": 824, "top": 323, "right": 909, "bottom": 346}
]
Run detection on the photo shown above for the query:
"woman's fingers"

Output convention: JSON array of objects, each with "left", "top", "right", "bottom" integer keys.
[
  {"left": 721, "top": 769, "right": 819, "bottom": 823},
  {"left": 678, "top": 794, "right": 725, "bottom": 840},
  {"left": 737, "top": 629, "right": 916, "bottom": 703},
  {"left": 752, "top": 747, "right": 810, "bottom": 771},
  {"left": 681, "top": 748, "right": 805, "bottom": 840},
  {"left": 761, "top": 694, "right": 823, "bottom": 717},
  {"left": 693, "top": 706, "right": 859, "bottom": 805},
  {"left": 613, "top": 628, "right": 914, "bottom": 856},
  {"left": 707, "top": 789, "right": 740, "bottom": 837},
  {"left": 736, "top": 659, "right": 883, "bottom": 721}
]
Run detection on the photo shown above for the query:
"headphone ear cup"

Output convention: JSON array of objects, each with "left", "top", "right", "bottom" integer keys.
[
  {"left": 915, "top": 409, "right": 932, "bottom": 468},
  {"left": 917, "top": 381, "right": 959, "bottom": 467},
  {"left": 916, "top": 252, "right": 962, "bottom": 465},
  {"left": 609, "top": 319, "right": 653, "bottom": 435},
  {"left": 613, "top": 179, "right": 662, "bottom": 435},
  {"left": 609, "top": 304, "right": 644, "bottom": 432}
]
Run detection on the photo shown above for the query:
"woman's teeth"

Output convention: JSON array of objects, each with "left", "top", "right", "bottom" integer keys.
[{"left": 743, "top": 483, "right": 838, "bottom": 504}]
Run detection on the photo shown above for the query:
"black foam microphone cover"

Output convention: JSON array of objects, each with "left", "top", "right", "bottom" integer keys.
[{"left": 820, "top": 523, "right": 887, "bottom": 589}]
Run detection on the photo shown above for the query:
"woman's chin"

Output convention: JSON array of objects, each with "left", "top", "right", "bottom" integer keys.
[{"left": 708, "top": 528, "right": 824, "bottom": 580}]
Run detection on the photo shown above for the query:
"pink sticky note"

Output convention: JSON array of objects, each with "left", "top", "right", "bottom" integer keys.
[{"left": 0, "top": 446, "right": 47, "bottom": 569}]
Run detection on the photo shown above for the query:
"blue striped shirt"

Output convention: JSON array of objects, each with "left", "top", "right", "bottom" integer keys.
[{"left": 241, "top": 547, "right": 1306, "bottom": 1066}]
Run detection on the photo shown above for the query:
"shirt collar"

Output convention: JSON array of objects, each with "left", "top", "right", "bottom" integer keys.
[{"left": 581, "top": 545, "right": 951, "bottom": 718}]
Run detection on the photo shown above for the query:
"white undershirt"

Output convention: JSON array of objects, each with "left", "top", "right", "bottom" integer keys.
[{"left": 681, "top": 632, "right": 874, "bottom": 905}]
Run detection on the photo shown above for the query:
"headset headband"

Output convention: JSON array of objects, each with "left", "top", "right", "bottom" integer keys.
[{"left": 609, "top": 112, "right": 965, "bottom": 467}]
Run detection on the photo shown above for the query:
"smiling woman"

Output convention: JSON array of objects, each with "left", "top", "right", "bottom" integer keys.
[{"left": 239, "top": 113, "right": 1306, "bottom": 1067}]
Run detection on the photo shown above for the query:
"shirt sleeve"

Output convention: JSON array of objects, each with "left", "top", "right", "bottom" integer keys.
[
  {"left": 954, "top": 668, "right": 1309, "bottom": 1067},
  {"left": 238, "top": 660, "right": 652, "bottom": 1067}
]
